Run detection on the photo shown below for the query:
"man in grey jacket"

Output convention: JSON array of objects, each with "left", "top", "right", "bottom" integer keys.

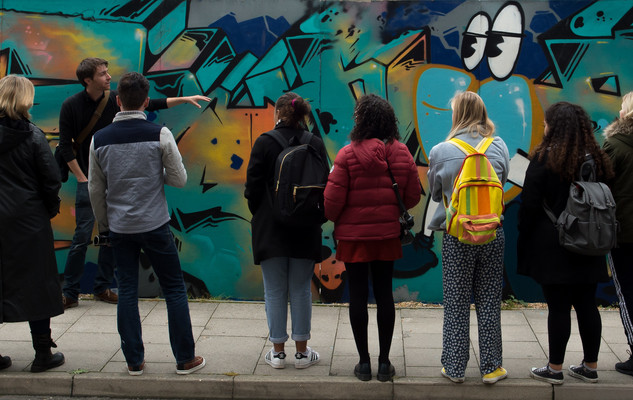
[{"left": 88, "top": 72, "right": 205, "bottom": 376}]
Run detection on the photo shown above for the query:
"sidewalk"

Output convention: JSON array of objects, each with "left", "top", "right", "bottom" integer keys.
[{"left": 0, "top": 300, "right": 632, "bottom": 400}]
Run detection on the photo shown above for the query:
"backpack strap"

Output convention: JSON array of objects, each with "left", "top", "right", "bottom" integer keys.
[
  {"left": 449, "top": 137, "right": 494, "bottom": 155},
  {"left": 262, "top": 130, "right": 288, "bottom": 150},
  {"left": 262, "top": 130, "right": 313, "bottom": 148}
]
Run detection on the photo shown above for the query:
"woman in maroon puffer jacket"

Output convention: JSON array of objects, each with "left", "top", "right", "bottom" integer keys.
[{"left": 324, "top": 94, "right": 421, "bottom": 382}]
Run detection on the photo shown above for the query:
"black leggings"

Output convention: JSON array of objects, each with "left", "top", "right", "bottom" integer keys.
[
  {"left": 345, "top": 260, "right": 395, "bottom": 364},
  {"left": 541, "top": 284, "right": 601, "bottom": 364}
]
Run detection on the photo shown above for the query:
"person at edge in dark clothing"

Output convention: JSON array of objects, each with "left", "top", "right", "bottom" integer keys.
[
  {"left": 58, "top": 57, "right": 210, "bottom": 310},
  {"left": 602, "top": 91, "right": 633, "bottom": 376},
  {"left": 0, "top": 75, "right": 65, "bottom": 373}
]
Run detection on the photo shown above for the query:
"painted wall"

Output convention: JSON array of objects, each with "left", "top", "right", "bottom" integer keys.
[{"left": 1, "top": 0, "right": 626, "bottom": 304}]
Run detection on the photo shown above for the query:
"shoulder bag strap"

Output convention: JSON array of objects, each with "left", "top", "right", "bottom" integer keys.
[
  {"left": 385, "top": 158, "right": 407, "bottom": 214},
  {"left": 75, "top": 90, "right": 110, "bottom": 146}
]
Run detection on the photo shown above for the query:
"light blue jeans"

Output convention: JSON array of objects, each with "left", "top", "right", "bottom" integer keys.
[{"left": 260, "top": 257, "right": 314, "bottom": 343}]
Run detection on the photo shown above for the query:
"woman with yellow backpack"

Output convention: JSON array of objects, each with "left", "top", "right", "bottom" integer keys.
[{"left": 427, "top": 91, "right": 510, "bottom": 384}]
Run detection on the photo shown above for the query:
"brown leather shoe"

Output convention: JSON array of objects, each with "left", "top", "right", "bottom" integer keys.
[
  {"left": 94, "top": 289, "right": 118, "bottom": 304},
  {"left": 176, "top": 356, "right": 206, "bottom": 375},
  {"left": 62, "top": 295, "right": 78, "bottom": 310}
]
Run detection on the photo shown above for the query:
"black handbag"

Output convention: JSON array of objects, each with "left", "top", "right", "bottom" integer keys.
[{"left": 386, "top": 159, "right": 415, "bottom": 245}]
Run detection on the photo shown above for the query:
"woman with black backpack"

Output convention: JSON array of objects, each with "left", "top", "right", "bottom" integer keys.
[
  {"left": 244, "top": 92, "right": 328, "bottom": 370},
  {"left": 518, "top": 101, "right": 614, "bottom": 384}
]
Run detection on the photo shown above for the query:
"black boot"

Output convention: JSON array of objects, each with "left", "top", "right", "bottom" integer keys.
[
  {"left": 31, "top": 331, "right": 65, "bottom": 372},
  {"left": 0, "top": 354, "right": 11, "bottom": 370}
]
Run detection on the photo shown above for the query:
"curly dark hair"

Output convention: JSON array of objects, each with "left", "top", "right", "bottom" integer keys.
[
  {"left": 275, "top": 92, "right": 311, "bottom": 129},
  {"left": 350, "top": 94, "right": 400, "bottom": 142},
  {"left": 532, "top": 102, "right": 613, "bottom": 182},
  {"left": 76, "top": 57, "right": 108, "bottom": 88}
]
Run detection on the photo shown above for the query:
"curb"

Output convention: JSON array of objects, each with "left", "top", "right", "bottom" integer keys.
[{"left": 5, "top": 372, "right": 631, "bottom": 400}]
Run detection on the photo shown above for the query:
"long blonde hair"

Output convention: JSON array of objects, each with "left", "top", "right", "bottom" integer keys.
[
  {"left": 447, "top": 91, "right": 495, "bottom": 140},
  {"left": 0, "top": 75, "right": 35, "bottom": 120},
  {"left": 620, "top": 91, "right": 633, "bottom": 120}
]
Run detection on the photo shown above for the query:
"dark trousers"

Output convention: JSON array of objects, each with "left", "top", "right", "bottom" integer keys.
[
  {"left": 110, "top": 223, "right": 195, "bottom": 367},
  {"left": 610, "top": 244, "right": 633, "bottom": 350},
  {"left": 345, "top": 260, "right": 395, "bottom": 364},
  {"left": 541, "top": 283, "right": 602, "bottom": 364}
]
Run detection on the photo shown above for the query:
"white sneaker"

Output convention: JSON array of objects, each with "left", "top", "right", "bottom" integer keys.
[
  {"left": 264, "top": 348, "right": 286, "bottom": 369},
  {"left": 295, "top": 347, "right": 320, "bottom": 369}
]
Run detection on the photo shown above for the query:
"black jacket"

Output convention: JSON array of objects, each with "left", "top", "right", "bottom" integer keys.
[
  {"left": 517, "top": 152, "right": 610, "bottom": 285},
  {"left": 0, "top": 117, "right": 63, "bottom": 323},
  {"left": 603, "top": 118, "right": 633, "bottom": 243},
  {"left": 244, "top": 125, "right": 328, "bottom": 265}
]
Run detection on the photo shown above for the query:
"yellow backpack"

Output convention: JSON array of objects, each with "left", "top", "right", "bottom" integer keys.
[{"left": 444, "top": 137, "right": 504, "bottom": 245}]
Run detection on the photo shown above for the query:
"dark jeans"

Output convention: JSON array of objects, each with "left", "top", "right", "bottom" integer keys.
[
  {"left": 110, "top": 223, "right": 195, "bottom": 367},
  {"left": 610, "top": 244, "right": 633, "bottom": 349},
  {"left": 62, "top": 182, "right": 115, "bottom": 300},
  {"left": 345, "top": 260, "right": 395, "bottom": 364},
  {"left": 541, "top": 283, "right": 602, "bottom": 364}
]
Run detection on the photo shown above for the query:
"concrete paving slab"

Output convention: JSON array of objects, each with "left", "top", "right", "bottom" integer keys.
[
  {"left": 212, "top": 302, "right": 267, "bottom": 319},
  {"left": 67, "top": 315, "right": 118, "bottom": 334},
  {"left": 202, "top": 318, "right": 268, "bottom": 337}
]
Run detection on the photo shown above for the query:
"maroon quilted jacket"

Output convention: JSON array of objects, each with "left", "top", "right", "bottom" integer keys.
[{"left": 324, "top": 138, "right": 421, "bottom": 241}]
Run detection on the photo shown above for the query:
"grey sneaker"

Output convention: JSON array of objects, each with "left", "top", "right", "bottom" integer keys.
[
  {"left": 295, "top": 347, "right": 319, "bottom": 369},
  {"left": 568, "top": 363, "right": 598, "bottom": 383},
  {"left": 264, "top": 348, "right": 286, "bottom": 369},
  {"left": 615, "top": 351, "right": 633, "bottom": 376},
  {"left": 530, "top": 365, "right": 564, "bottom": 385}
]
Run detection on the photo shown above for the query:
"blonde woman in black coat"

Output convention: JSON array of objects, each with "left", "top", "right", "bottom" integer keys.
[
  {"left": 518, "top": 102, "right": 613, "bottom": 384},
  {"left": 0, "top": 75, "right": 65, "bottom": 372}
]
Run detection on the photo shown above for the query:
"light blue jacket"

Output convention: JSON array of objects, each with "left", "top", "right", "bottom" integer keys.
[{"left": 427, "top": 131, "right": 510, "bottom": 231}]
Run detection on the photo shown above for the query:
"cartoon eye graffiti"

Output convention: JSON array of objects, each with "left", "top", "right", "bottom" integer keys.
[
  {"left": 487, "top": 2, "right": 524, "bottom": 81},
  {"left": 462, "top": 12, "right": 490, "bottom": 71},
  {"left": 461, "top": 1, "right": 525, "bottom": 81}
]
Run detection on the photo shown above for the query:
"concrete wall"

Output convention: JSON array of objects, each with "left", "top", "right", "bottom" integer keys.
[{"left": 2, "top": 0, "right": 626, "bottom": 304}]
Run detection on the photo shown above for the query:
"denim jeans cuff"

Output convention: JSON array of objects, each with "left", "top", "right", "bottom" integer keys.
[
  {"left": 269, "top": 334, "right": 289, "bottom": 344},
  {"left": 291, "top": 333, "right": 311, "bottom": 342}
]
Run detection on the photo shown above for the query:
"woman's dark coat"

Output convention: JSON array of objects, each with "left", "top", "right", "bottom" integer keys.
[
  {"left": 0, "top": 118, "right": 63, "bottom": 323},
  {"left": 603, "top": 118, "right": 633, "bottom": 244},
  {"left": 517, "top": 152, "right": 610, "bottom": 285},
  {"left": 244, "top": 125, "right": 329, "bottom": 265}
]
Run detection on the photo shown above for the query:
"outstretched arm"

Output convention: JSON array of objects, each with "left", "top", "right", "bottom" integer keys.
[{"left": 166, "top": 95, "right": 211, "bottom": 109}]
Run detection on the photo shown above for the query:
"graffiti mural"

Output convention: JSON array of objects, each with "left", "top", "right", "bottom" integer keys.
[{"left": 1, "top": 0, "right": 628, "bottom": 304}]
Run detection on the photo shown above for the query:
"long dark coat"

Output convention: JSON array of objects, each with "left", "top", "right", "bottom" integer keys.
[
  {"left": 603, "top": 118, "right": 633, "bottom": 244},
  {"left": 244, "top": 124, "right": 329, "bottom": 265},
  {"left": 0, "top": 118, "right": 63, "bottom": 323},
  {"left": 517, "top": 152, "right": 610, "bottom": 285}
]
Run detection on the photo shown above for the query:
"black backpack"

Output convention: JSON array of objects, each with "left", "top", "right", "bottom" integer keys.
[
  {"left": 263, "top": 130, "right": 328, "bottom": 227},
  {"left": 543, "top": 156, "right": 618, "bottom": 256}
]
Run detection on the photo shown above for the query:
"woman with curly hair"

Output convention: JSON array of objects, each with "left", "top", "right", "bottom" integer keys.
[
  {"left": 244, "top": 92, "right": 328, "bottom": 370},
  {"left": 518, "top": 101, "right": 614, "bottom": 384},
  {"left": 602, "top": 92, "right": 633, "bottom": 376},
  {"left": 324, "top": 94, "right": 421, "bottom": 381},
  {"left": 427, "top": 91, "right": 510, "bottom": 384}
]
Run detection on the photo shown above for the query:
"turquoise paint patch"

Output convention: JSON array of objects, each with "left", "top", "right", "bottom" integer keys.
[
  {"left": 571, "top": 0, "right": 629, "bottom": 38},
  {"left": 148, "top": 1, "right": 187, "bottom": 54},
  {"left": 222, "top": 53, "right": 258, "bottom": 92}
]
